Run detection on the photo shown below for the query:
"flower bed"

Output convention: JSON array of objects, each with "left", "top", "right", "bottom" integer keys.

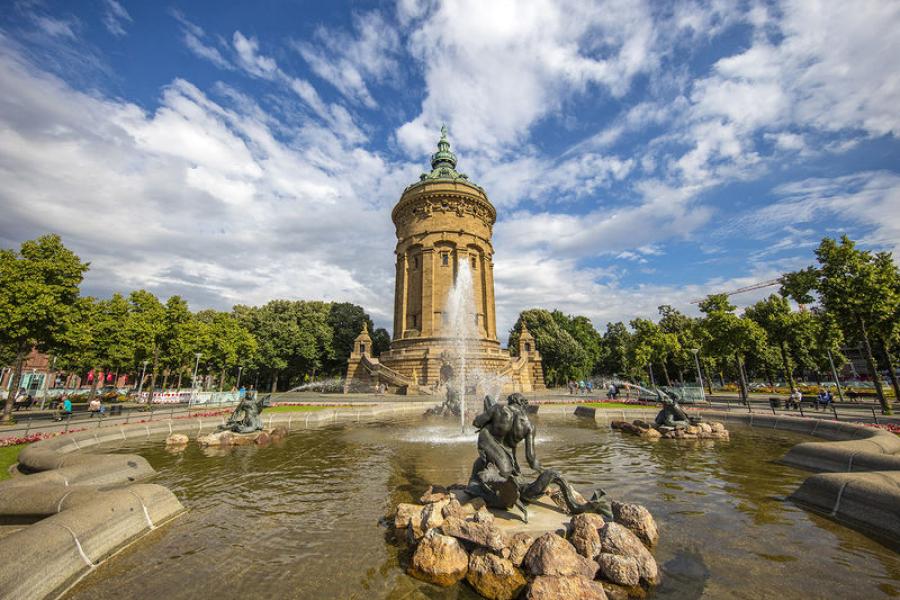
[
  {"left": 0, "top": 428, "right": 88, "bottom": 448},
  {"left": 863, "top": 422, "right": 900, "bottom": 435}
]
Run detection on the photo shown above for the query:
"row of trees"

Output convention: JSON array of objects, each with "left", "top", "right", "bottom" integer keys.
[
  {"left": 509, "top": 236, "right": 898, "bottom": 414},
  {"left": 0, "top": 235, "right": 390, "bottom": 421}
]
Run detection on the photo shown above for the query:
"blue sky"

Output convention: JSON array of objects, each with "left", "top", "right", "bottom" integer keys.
[{"left": 1, "top": 0, "right": 898, "bottom": 341}]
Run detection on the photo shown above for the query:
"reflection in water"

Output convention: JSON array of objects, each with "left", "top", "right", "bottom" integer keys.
[{"left": 68, "top": 418, "right": 900, "bottom": 599}]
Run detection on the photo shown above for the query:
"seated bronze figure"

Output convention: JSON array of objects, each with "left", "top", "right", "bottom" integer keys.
[
  {"left": 218, "top": 392, "right": 269, "bottom": 434},
  {"left": 465, "top": 393, "right": 610, "bottom": 523}
]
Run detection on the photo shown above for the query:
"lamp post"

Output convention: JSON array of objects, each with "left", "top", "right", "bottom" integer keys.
[
  {"left": 190, "top": 352, "right": 202, "bottom": 408},
  {"left": 236, "top": 365, "right": 243, "bottom": 390},
  {"left": 137, "top": 359, "right": 149, "bottom": 402},
  {"left": 690, "top": 349, "right": 705, "bottom": 403}
]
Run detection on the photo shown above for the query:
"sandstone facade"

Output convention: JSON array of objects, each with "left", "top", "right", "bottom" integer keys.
[{"left": 345, "top": 128, "right": 544, "bottom": 394}]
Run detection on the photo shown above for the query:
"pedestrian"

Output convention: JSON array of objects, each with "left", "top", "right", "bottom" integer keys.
[
  {"left": 89, "top": 397, "right": 101, "bottom": 417},
  {"left": 587, "top": 380, "right": 593, "bottom": 395},
  {"left": 607, "top": 382, "right": 616, "bottom": 400},
  {"left": 63, "top": 396, "right": 73, "bottom": 419},
  {"left": 790, "top": 387, "right": 802, "bottom": 410}
]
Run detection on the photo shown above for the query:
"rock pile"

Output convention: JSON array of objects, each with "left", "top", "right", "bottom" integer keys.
[
  {"left": 611, "top": 419, "right": 729, "bottom": 440},
  {"left": 192, "top": 427, "right": 288, "bottom": 447},
  {"left": 387, "top": 485, "right": 661, "bottom": 600}
]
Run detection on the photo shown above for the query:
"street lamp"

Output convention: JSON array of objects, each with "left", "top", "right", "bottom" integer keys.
[
  {"left": 137, "top": 359, "right": 150, "bottom": 402},
  {"left": 190, "top": 352, "right": 202, "bottom": 408},
  {"left": 236, "top": 365, "right": 243, "bottom": 391},
  {"left": 690, "top": 349, "right": 705, "bottom": 403}
]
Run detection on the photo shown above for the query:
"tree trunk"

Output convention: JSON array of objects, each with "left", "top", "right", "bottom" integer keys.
[
  {"left": 734, "top": 355, "right": 749, "bottom": 403},
  {"left": 176, "top": 372, "right": 183, "bottom": 391},
  {"left": 879, "top": 339, "right": 900, "bottom": 406},
  {"left": 219, "top": 368, "right": 226, "bottom": 392},
  {"left": 148, "top": 345, "right": 160, "bottom": 405},
  {"left": 703, "top": 365, "right": 714, "bottom": 394},
  {"left": 162, "top": 371, "right": 170, "bottom": 390},
  {"left": 858, "top": 316, "right": 889, "bottom": 414},
  {"left": 270, "top": 371, "right": 279, "bottom": 394},
  {"left": 779, "top": 341, "right": 795, "bottom": 390},
  {"left": 2, "top": 344, "right": 29, "bottom": 423},
  {"left": 88, "top": 367, "right": 100, "bottom": 401},
  {"left": 661, "top": 359, "right": 672, "bottom": 387}
]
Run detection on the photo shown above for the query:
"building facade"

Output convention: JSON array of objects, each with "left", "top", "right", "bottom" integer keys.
[{"left": 344, "top": 128, "right": 544, "bottom": 393}]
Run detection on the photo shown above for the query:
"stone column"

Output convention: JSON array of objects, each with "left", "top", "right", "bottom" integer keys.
[
  {"left": 485, "top": 254, "right": 497, "bottom": 341},
  {"left": 421, "top": 247, "right": 435, "bottom": 337},
  {"left": 393, "top": 253, "right": 404, "bottom": 340}
]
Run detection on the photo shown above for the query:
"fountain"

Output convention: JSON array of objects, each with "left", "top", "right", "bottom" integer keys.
[{"left": 444, "top": 258, "right": 477, "bottom": 432}]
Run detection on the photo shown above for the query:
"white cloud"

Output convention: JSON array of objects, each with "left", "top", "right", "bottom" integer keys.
[
  {"left": 232, "top": 32, "right": 278, "bottom": 79},
  {"left": 396, "top": 0, "right": 661, "bottom": 157},
  {"left": 170, "top": 10, "right": 233, "bottom": 70},
  {"left": 0, "top": 41, "right": 415, "bottom": 324},
  {"left": 101, "top": 0, "right": 132, "bottom": 37},
  {"left": 293, "top": 12, "right": 400, "bottom": 108}
]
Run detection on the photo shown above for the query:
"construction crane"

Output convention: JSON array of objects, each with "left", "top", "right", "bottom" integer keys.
[{"left": 689, "top": 278, "right": 782, "bottom": 304}]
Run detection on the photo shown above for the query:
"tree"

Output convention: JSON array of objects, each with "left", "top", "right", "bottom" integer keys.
[
  {"left": 0, "top": 235, "right": 88, "bottom": 421},
  {"left": 509, "top": 309, "right": 587, "bottom": 386},
  {"left": 197, "top": 310, "right": 257, "bottom": 390},
  {"left": 782, "top": 236, "right": 899, "bottom": 413},
  {"left": 698, "top": 294, "right": 768, "bottom": 402},
  {"left": 371, "top": 327, "right": 391, "bottom": 356},
  {"left": 658, "top": 305, "right": 701, "bottom": 383},
  {"left": 745, "top": 295, "right": 805, "bottom": 389},
  {"left": 326, "top": 302, "right": 374, "bottom": 375},
  {"left": 125, "top": 290, "right": 166, "bottom": 398},
  {"left": 628, "top": 318, "right": 679, "bottom": 386},
  {"left": 161, "top": 296, "right": 201, "bottom": 390},
  {"left": 597, "top": 322, "right": 631, "bottom": 376}
]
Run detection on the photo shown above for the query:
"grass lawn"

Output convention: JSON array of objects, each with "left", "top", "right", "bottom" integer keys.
[
  {"left": 580, "top": 402, "right": 653, "bottom": 409},
  {"left": 0, "top": 444, "right": 25, "bottom": 481},
  {"left": 266, "top": 405, "right": 335, "bottom": 413}
]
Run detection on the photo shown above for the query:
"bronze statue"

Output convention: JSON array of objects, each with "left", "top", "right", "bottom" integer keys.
[
  {"left": 654, "top": 389, "right": 699, "bottom": 430},
  {"left": 466, "top": 393, "right": 611, "bottom": 523},
  {"left": 218, "top": 392, "right": 269, "bottom": 434}
]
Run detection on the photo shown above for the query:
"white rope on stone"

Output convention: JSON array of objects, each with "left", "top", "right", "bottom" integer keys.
[
  {"left": 59, "top": 524, "right": 96, "bottom": 568},
  {"left": 831, "top": 480, "right": 851, "bottom": 516}
]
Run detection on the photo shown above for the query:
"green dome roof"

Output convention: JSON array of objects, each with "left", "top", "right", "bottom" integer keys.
[{"left": 418, "top": 125, "right": 476, "bottom": 184}]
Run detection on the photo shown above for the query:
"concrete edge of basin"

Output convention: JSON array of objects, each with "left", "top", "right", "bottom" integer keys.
[
  {"left": 573, "top": 405, "right": 900, "bottom": 546},
  {"left": 0, "top": 401, "right": 440, "bottom": 600}
]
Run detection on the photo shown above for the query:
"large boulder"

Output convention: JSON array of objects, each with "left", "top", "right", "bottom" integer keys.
[
  {"left": 599, "top": 523, "right": 659, "bottom": 586},
  {"left": 441, "top": 515, "right": 506, "bottom": 552},
  {"left": 165, "top": 433, "right": 189, "bottom": 446},
  {"left": 522, "top": 533, "right": 598, "bottom": 579},
  {"left": 611, "top": 501, "right": 658, "bottom": 547},
  {"left": 507, "top": 532, "right": 535, "bottom": 567},
  {"left": 525, "top": 575, "right": 608, "bottom": 600},
  {"left": 596, "top": 553, "right": 640, "bottom": 587},
  {"left": 408, "top": 499, "right": 450, "bottom": 541},
  {"left": 466, "top": 548, "right": 527, "bottom": 600},
  {"left": 569, "top": 513, "right": 605, "bottom": 559},
  {"left": 407, "top": 530, "right": 469, "bottom": 587},
  {"left": 394, "top": 503, "right": 421, "bottom": 530}
]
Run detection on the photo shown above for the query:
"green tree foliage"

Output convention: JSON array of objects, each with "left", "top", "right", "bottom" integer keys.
[
  {"left": 782, "top": 236, "right": 899, "bottom": 413},
  {"left": 326, "top": 302, "right": 374, "bottom": 375},
  {"left": 698, "top": 294, "right": 769, "bottom": 402},
  {"left": 196, "top": 310, "right": 257, "bottom": 390},
  {"left": 657, "top": 305, "right": 700, "bottom": 383},
  {"left": 509, "top": 309, "right": 587, "bottom": 386},
  {"left": 597, "top": 322, "right": 631, "bottom": 376},
  {"left": 371, "top": 327, "right": 391, "bottom": 356},
  {"left": 745, "top": 295, "right": 806, "bottom": 389},
  {"left": 0, "top": 235, "right": 88, "bottom": 421}
]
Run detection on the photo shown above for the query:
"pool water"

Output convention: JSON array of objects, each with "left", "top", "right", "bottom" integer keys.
[{"left": 67, "top": 416, "right": 900, "bottom": 599}]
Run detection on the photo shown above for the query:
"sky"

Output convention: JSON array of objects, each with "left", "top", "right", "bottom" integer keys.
[{"left": 1, "top": 0, "right": 898, "bottom": 343}]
